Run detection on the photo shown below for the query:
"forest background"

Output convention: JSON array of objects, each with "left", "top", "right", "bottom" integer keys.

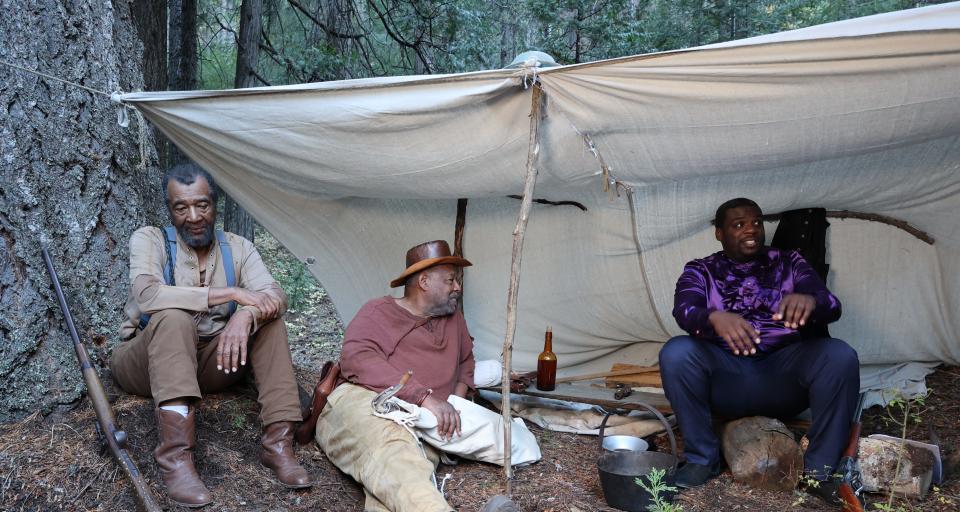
[{"left": 0, "top": 0, "right": 950, "bottom": 421}]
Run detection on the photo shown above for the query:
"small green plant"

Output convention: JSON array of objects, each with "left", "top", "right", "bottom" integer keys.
[
  {"left": 635, "top": 467, "right": 683, "bottom": 512},
  {"left": 874, "top": 388, "right": 931, "bottom": 512},
  {"left": 931, "top": 485, "right": 956, "bottom": 508},
  {"left": 880, "top": 389, "right": 928, "bottom": 431},
  {"left": 231, "top": 411, "right": 247, "bottom": 430}
]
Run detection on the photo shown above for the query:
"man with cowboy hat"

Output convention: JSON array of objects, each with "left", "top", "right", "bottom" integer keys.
[{"left": 314, "top": 240, "right": 537, "bottom": 512}]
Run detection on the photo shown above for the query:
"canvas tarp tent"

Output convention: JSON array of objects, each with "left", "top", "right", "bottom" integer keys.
[{"left": 117, "top": 3, "right": 960, "bottom": 381}]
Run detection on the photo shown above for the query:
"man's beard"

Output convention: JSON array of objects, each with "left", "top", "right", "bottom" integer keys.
[
  {"left": 176, "top": 222, "right": 214, "bottom": 248},
  {"left": 426, "top": 293, "right": 460, "bottom": 317}
]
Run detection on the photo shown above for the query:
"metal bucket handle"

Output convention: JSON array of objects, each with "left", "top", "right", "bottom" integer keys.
[{"left": 598, "top": 403, "right": 678, "bottom": 472}]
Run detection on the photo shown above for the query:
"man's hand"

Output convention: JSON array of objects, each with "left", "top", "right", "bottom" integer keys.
[
  {"left": 217, "top": 309, "right": 254, "bottom": 373},
  {"left": 773, "top": 293, "right": 816, "bottom": 330},
  {"left": 232, "top": 288, "right": 283, "bottom": 319},
  {"left": 708, "top": 310, "right": 761, "bottom": 356},
  {"left": 421, "top": 395, "right": 461, "bottom": 440}
]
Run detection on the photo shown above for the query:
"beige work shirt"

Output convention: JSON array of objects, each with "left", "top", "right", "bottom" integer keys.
[{"left": 120, "top": 226, "right": 286, "bottom": 340}]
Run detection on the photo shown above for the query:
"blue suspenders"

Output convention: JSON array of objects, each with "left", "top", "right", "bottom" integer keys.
[{"left": 138, "top": 227, "right": 237, "bottom": 330}]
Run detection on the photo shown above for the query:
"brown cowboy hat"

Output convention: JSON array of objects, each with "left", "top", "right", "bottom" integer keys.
[{"left": 390, "top": 240, "right": 472, "bottom": 288}]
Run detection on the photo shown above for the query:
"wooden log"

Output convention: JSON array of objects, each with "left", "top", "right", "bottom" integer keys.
[
  {"left": 859, "top": 437, "right": 935, "bottom": 498},
  {"left": 721, "top": 416, "right": 803, "bottom": 492},
  {"left": 500, "top": 82, "right": 544, "bottom": 494}
]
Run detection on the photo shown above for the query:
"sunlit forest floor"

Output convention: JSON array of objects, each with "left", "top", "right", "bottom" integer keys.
[{"left": 1, "top": 233, "right": 957, "bottom": 511}]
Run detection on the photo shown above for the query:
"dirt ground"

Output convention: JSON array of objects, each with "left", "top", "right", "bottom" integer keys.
[{"left": 2, "top": 293, "right": 958, "bottom": 511}]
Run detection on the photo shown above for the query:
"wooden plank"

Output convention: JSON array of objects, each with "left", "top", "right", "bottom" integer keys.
[
  {"left": 503, "top": 381, "right": 673, "bottom": 414},
  {"left": 602, "top": 363, "right": 663, "bottom": 388},
  {"left": 555, "top": 366, "right": 657, "bottom": 384}
]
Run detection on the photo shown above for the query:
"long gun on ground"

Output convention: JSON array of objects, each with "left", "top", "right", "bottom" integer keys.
[
  {"left": 837, "top": 393, "right": 867, "bottom": 512},
  {"left": 41, "top": 246, "right": 163, "bottom": 512}
]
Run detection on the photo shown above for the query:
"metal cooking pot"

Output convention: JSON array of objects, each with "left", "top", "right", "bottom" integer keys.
[
  {"left": 597, "top": 404, "right": 678, "bottom": 512},
  {"left": 602, "top": 434, "right": 649, "bottom": 453}
]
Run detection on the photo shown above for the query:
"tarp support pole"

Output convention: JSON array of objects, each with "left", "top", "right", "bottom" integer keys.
[
  {"left": 454, "top": 198, "right": 469, "bottom": 308},
  {"left": 500, "top": 82, "right": 544, "bottom": 494}
]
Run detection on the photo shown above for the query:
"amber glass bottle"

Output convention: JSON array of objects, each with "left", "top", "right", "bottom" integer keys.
[{"left": 536, "top": 327, "right": 557, "bottom": 391}]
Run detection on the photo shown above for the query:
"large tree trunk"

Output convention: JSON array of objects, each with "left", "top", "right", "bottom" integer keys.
[
  {"left": 131, "top": 0, "right": 169, "bottom": 169},
  {"left": 324, "top": 0, "right": 357, "bottom": 79},
  {"left": 131, "top": 1, "right": 168, "bottom": 92},
  {"left": 167, "top": 0, "right": 198, "bottom": 167},
  {"left": 223, "top": 0, "right": 261, "bottom": 242},
  {"left": 0, "top": 0, "right": 163, "bottom": 420},
  {"left": 499, "top": 2, "right": 516, "bottom": 68}
]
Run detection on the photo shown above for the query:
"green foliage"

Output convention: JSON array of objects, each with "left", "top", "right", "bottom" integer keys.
[
  {"left": 198, "top": 1, "right": 240, "bottom": 89},
  {"left": 880, "top": 388, "right": 928, "bottom": 430},
  {"left": 254, "top": 226, "right": 325, "bottom": 314},
  {"left": 635, "top": 467, "right": 683, "bottom": 512},
  {"left": 197, "top": 0, "right": 952, "bottom": 90}
]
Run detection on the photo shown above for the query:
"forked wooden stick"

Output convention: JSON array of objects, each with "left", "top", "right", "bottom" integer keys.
[{"left": 500, "top": 82, "right": 544, "bottom": 495}]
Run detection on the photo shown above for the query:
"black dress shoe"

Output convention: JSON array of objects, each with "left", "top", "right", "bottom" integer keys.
[
  {"left": 803, "top": 478, "right": 841, "bottom": 507},
  {"left": 802, "top": 477, "right": 865, "bottom": 509},
  {"left": 674, "top": 462, "right": 721, "bottom": 489}
]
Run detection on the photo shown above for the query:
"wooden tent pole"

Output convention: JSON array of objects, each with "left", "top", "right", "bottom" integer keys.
[
  {"left": 501, "top": 82, "right": 544, "bottom": 494},
  {"left": 454, "top": 198, "right": 468, "bottom": 311}
]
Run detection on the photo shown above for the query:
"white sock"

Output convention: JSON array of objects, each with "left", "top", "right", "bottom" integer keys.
[{"left": 160, "top": 405, "right": 189, "bottom": 417}]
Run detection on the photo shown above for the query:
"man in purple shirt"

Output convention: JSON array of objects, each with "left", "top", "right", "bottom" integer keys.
[{"left": 660, "top": 198, "right": 859, "bottom": 506}]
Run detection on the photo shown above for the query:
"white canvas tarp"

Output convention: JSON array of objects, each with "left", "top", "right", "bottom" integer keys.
[{"left": 119, "top": 2, "right": 960, "bottom": 374}]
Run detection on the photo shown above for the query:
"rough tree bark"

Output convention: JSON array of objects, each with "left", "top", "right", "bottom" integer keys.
[
  {"left": 168, "top": 0, "right": 198, "bottom": 167},
  {"left": 499, "top": 2, "right": 516, "bottom": 68},
  {"left": 222, "top": 0, "right": 261, "bottom": 242},
  {"left": 0, "top": 0, "right": 163, "bottom": 421},
  {"left": 324, "top": 0, "right": 357, "bottom": 79},
  {"left": 131, "top": 1, "right": 168, "bottom": 93},
  {"left": 131, "top": 0, "right": 169, "bottom": 169}
]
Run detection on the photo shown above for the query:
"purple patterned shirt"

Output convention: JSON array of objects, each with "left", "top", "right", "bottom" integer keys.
[{"left": 672, "top": 247, "right": 841, "bottom": 353}]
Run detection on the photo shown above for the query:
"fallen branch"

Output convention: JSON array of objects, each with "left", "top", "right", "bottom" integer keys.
[
  {"left": 507, "top": 195, "right": 588, "bottom": 211},
  {"left": 764, "top": 210, "right": 934, "bottom": 245}
]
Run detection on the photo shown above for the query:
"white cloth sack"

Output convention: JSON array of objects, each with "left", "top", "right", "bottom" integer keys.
[
  {"left": 473, "top": 359, "right": 502, "bottom": 388},
  {"left": 377, "top": 395, "right": 541, "bottom": 467}
]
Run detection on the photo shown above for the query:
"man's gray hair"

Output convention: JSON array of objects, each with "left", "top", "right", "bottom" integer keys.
[{"left": 163, "top": 163, "right": 218, "bottom": 205}]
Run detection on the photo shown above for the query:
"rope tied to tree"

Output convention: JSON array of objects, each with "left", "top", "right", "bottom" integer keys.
[
  {"left": 2, "top": 59, "right": 152, "bottom": 169},
  {"left": 0, "top": 59, "right": 116, "bottom": 99}
]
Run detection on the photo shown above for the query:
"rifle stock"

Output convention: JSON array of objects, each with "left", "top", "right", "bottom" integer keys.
[
  {"left": 838, "top": 482, "right": 864, "bottom": 512},
  {"left": 837, "top": 394, "right": 867, "bottom": 512},
  {"left": 42, "top": 247, "right": 162, "bottom": 512}
]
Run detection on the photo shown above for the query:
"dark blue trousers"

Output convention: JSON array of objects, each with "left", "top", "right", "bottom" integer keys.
[{"left": 659, "top": 336, "right": 859, "bottom": 477}]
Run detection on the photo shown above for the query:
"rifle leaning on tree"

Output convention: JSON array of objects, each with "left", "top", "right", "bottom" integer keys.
[
  {"left": 837, "top": 393, "right": 867, "bottom": 512},
  {"left": 41, "top": 247, "right": 163, "bottom": 512}
]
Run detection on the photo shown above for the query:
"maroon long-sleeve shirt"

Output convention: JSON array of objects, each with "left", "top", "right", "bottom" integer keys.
[{"left": 339, "top": 296, "right": 476, "bottom": 404}]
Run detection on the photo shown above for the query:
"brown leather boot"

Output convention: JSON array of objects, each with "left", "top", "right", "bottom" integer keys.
[
  {"left": 260, "top": 421, "right": 312, "bottom": 488},
  {"left": 154, "top": 407, "right": 213, "bottom": 508}
]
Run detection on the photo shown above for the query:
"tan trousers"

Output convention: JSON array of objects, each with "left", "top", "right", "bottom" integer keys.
[
  {"left": 110, "top": 309, "right": 301, "bottom": 426},
  {"left": 316, "top": 383, "right": 453, "bottom": 512}
]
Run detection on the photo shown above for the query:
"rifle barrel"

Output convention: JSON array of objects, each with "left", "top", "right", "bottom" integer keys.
[{"left": 41, "top": 246, "right": 163, "bottom": 512}]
